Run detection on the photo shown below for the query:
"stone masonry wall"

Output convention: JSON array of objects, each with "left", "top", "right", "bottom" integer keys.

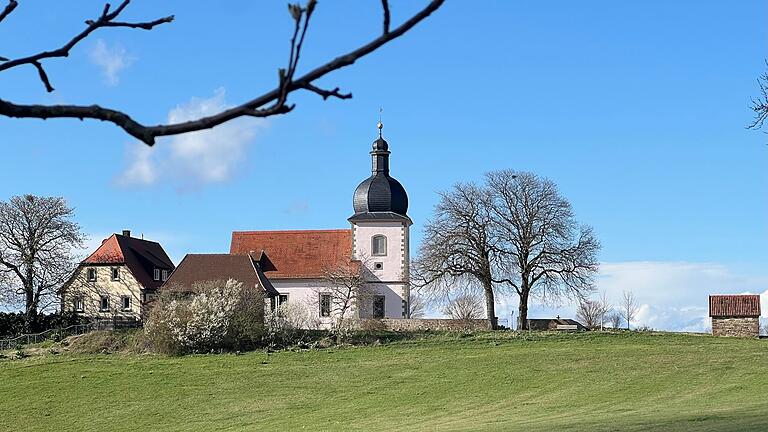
[
  {"left": 379, "top": 318, "right": 492, "bottom": 332},
  {"left": 711, "top": 317, "right": 759, "bottom": 338}
]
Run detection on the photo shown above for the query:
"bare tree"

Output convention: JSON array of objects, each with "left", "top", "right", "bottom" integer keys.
[
  {"left": 748, "top": 62, "right": 768, "bottom": 133},
  {"left": 607, "top": 311, "right": 622, "bottom": 329},
  {"left": 443, "top": 289, "right": 483, "bottom": 320},
  {"left": 0, "top": 0, "right": 445, "bottom": 145},
  {"left": 576, "top": 299, "right": 606, "bottom": 329},
  {"left": 0, "top": 195, "right": 85, "bottom": 330},
  {"left": 485, "top": 171, "right": 600, "bottom": 330},
  {"left": 620, "top": 290, "right": 640, "bottom": 330},
  {"left": 597, "top": 290, "right": 611, "bottom": 330},
  {"left": 412, "top": 183, "right": 503, "bottom": 328},
  {"left": 408, "top": 290, "right": 427, "bottom": 319},
  {"left": 316, "top": 260, "right": 374, "bottom": 332}
]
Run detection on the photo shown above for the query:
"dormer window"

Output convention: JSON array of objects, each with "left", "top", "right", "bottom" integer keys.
[
  {"left": 153, "top": 268, "right": 160, "bottom": 281},
  {"left": 372, "top": 235, "right": 387, "bottom": 256}
]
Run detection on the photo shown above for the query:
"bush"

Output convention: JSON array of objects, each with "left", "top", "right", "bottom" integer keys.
[{"left": 145, "top": 279, "right": 267, "bottom": 355}]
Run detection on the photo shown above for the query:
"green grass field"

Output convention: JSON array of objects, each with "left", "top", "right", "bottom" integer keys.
[{"left": 1, "top": 331, "right": 767, "bottom": 431}]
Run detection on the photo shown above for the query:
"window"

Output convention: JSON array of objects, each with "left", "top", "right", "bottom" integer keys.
[
  {"left": 153, "top": 268, "right": 160, "bottom": 281},
  {"left": 121, "top": 296, "right": 131, "bottom": 311},
  {"left": 161, "top": 270, "right": 169, "bottom": 282},
  {"left": 87, "top": 268, "right": 97, "bottom": 282},
  {"left": 73, "top": 296, "right": 84, "bottom": 313},
  {"left": 99, "top": 295, "right": 110, "bottom": 312},
  {"left": 111, "top": 267, "right": 120, "bottom": 281},
  {"left": 372, "top": 235, "right": 387, "bottom": 256},
  {"left": 373, "top": 262, "right": 384, "bottom": 271},
  {"left": 320, "top": 293, "right": 331, "bottom": 317},
  {"left": 372, "top": 296, "right": 385, "bottom": 319},
  {"left": 270, "top": 294, "right": 289, "bottom": 312}
]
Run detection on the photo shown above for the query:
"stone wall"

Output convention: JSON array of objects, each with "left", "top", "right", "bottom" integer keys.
[
  {"left": 711, "top": 317, "right": 759, "bottom": 338},
  {"left": 379, "top": 318, "right": 492, "bottom": 332}
]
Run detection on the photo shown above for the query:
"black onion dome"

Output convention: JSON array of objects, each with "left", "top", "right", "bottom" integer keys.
[
  {"left": 353, "top": 175, "right": 408, "bottom": 215},
  {"left": 372, "top": 137, "right": 389, "bottom": 151},
  {"left": 350, "top": 135, "right": 409, "bottom": 219}
]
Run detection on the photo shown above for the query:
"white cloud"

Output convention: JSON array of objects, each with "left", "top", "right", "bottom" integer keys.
[
  {"left": 118, "top": 88, "right": 267, "bottom": 189},
  {"left": 497, "top": 261, "right": 768, "bottom": 332},
  {"left": 89, "top": 39, "right": 135, "bottom": 86}
]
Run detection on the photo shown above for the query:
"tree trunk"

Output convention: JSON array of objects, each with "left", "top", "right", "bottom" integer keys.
[
  {"left": 517, "top": 287, "right": 530, "bottom": 331},
  {"left": 482, "top": 280, "right": 497, "bottom": 329},
  {"left": 25, "top": 289, "right": 37, "bottom": 332}
]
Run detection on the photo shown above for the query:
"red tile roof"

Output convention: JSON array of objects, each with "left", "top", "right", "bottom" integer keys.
[
  {"left": 229, "top": 229, "right": 352, "bottom": 279},
  {"left": 709, "top": 295, "right": 761, "bottom": 317},
  {"left": 81, "top": 233, "right": 174, "bottom": 290}
]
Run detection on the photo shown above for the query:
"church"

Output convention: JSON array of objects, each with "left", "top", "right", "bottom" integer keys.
[{"left": 168, "top": 123, "right": 412, "bottom": 326}]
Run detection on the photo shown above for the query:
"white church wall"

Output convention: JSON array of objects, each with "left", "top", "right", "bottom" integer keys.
[{"left": 352, "top": 221, "right": 408, "bottom": 284}]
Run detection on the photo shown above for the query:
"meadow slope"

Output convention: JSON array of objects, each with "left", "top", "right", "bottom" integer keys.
[{"left": 1, "top": 332, "right": 767, "bottom": 431}]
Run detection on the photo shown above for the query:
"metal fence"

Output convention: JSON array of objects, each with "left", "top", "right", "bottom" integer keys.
[
  {"left": 0, "top": 323, "right": 94, "bottom": 350},
  {"left": 0, "top": 318, "right": 142, "bottom": 350}
]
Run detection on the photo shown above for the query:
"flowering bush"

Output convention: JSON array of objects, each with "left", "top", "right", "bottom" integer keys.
[{"left": 145, "top": 279, "right": 266, "bottom": 355}]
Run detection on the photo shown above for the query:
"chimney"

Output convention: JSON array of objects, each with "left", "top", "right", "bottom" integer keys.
[{"left": 122, "top": 230, "right": 131, "bottom": 237}]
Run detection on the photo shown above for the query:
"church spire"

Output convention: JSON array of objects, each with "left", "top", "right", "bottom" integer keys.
[{"left": 371, "top": 119, "right": 390, "bottom": 175}]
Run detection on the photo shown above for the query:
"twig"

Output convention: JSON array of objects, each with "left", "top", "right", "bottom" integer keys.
[
  {"left": 0, "top": 0, "right": 445, "bottom": 144},
  {"left": 0, "top": 0, "right": 173, "bottom": 92},
  {"left": 0, "top": 0, "right": 17, "bottom": 24},
  {"left": 381, "top": 0, "right": 390, "bottom": 34}
]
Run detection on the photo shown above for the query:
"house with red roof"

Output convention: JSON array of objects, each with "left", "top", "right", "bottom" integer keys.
[{"left": 61, "top": 230, "right": 174, "bottom": 321}]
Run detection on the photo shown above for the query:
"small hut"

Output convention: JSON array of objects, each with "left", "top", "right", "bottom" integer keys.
[{"left": 709, "top": 294, "right": 761, "bottom": 338}]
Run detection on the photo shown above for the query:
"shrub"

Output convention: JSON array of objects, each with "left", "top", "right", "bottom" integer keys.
[
  {"left": 66, "top": 329, "right": 146, "bottom": 354},
  {"left": 145, "top": 279, "right": 267, "bottom": 355}
]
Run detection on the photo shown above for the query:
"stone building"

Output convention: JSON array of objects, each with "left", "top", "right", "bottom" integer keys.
[{"left": 709, "top": 294, "right": 761, "bottom": 337}]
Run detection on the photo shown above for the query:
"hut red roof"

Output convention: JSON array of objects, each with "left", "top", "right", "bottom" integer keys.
[{"left": 709, "top": 295, "right": 761, "bottom": 317}]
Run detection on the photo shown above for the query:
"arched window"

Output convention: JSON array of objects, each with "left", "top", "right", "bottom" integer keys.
[{"left": 372, "top": 235, "right": 387, "bottom": 256}]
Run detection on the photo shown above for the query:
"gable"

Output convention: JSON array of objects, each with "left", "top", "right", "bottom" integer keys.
[
  {"left": 229, "top": 229, "right": 352, "bottom": 279},
  {"left": 80, "top": 233, "right": 174, "bottom": 290}
]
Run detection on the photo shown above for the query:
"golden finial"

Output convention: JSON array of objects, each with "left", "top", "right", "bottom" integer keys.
[{"left": 377, "top": 107, "right": 383, "bottom": 137}]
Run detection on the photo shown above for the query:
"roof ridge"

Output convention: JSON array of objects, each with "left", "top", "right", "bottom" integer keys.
[{"left": 232, "top": 229, "right": 351, "bottom": 235}]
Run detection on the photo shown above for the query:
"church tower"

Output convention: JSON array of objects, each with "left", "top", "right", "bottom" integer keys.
[{"left": 349, "top": 122, "right": 412, "bottom": 318}]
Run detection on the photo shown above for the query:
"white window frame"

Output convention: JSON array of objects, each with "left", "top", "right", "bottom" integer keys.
[
  {"left": 121, "top": 295, "right": 131, "bottom": 311},
  {"left": 111, "top": 267, "right": 120, "bottom": 281},
  {"left": 161, "top": 269, "right": 169, "bottom": 282},
  {"left": 372, "top": 235, "right": 387, "bottom": 256},
  {"left": 87, "top": 268, "right": 97, "bottom": 282},
  {"left": 153, "top": 268, "right": 160, "bottom": 281}
]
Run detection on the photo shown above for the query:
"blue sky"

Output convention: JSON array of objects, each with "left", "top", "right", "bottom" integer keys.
[{"left": 1, "top": 1, "right": 766, "bottom": 329}]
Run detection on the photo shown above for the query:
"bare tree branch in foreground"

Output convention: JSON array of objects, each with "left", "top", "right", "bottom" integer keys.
[{"left": 0, "top": 0, "right": 445, "bottom": 145}]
